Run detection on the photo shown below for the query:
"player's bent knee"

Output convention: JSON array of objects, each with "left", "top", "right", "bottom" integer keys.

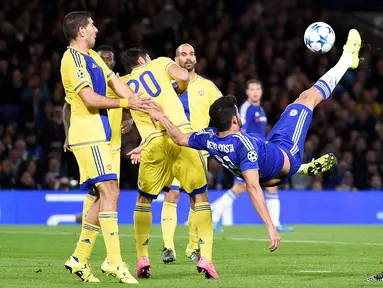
[
  {"left": 137, "top": 192, "right": 153, "bottom": 204},
  {"left": 194, "top": 191, "right": 209, "bottom": 202},
  {"left": 294, "top": 88, "right": 321, "bottom": 109},
  {"left": 164, "top": 189, "right": 180, "bottom": 204},
  {"left": 232, "top": 182, "right": 247, "bottom": 194},
  {"left": 266, "top": 186, "right": 278, "bottom": 194}
]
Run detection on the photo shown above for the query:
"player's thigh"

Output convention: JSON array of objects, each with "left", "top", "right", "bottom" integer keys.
[
  {"left": 72, "top": 144, "right": 117, "bottom": 190},
  {"left": 173, "top": 145, "right": 208, "bottom": 196},
  {"left": 112, "top": 149, "right": 121, "bottom": 183},
  {"left": 138, "top": 138, "right": 172, "bottom": 199},
  {"left": 267, "top": 104, "right": 313, "bottom": 173}
]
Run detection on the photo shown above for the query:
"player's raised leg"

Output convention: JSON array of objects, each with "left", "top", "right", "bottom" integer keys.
[
  {"left": 267, "top": 29, "right": 361, "bottom": 179},
  {"left": 161, "top": 180, "right": 180, "bottom": 264},
  {"left": 295, "top": 29, "right": 361, "bottom": 111},
  {"left": 212, "top": 178, "right": 246, "bottom": 232}
]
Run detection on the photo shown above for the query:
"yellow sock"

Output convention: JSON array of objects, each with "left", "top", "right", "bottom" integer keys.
[
  {"left": 99, "top": 212, "right": 122, "bottom": 266},
  {"left": 195, "top": 202, "right": 213, "bottom": 263},
  {"left": 134, "top": 203, "right": 152, "bottom": 261},
  {"left": 82, "top": 194, "right": 95, "bottom": 224},
  {"left": 187, "top": 208, "right": 199, "bottom": 251},
  {"left": 73, "top": 222, "right": 99, "bottom": 263},
  {"left": 161, "top": 202, "right": 177, "bottom": 250}
]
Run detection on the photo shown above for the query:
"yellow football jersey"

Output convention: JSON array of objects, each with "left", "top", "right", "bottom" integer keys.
[
  {"left": 106, "top": 87, "right": 123, "bottom": 151},
  {"left": 61, "top": 47, "right": 115, "bottom": 147},
  {"left": 120, "top": 57, "right": 191, "bottom": 146},
  {"left": 179, "top": 74, "right": 222, "bottom": 131}
]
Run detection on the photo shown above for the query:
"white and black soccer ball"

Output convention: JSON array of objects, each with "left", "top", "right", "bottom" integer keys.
[{"left": 304, "top": 22, "right": 336, "bottom": 54}]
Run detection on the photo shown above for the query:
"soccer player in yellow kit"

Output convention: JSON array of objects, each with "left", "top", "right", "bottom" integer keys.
[
  {"left": 60, "top": 11, "right": 153, "bottom": 284},
  {"left": 161, "top": 44, "right": 222, "bottom": 264},
  {"left": 121, "top": 47, "right": 220, "bottom": 279}
]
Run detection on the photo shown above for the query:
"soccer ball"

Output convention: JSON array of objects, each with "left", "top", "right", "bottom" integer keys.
[{"left": 304, "top": 22, "right": 336, "bottom": 54}]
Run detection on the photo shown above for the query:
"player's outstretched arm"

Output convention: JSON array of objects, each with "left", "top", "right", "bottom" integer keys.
[
  {"left": 167, "top": 63, "right": 190, "bottom": 94},
  {"left": 62, "top": 101, "right": 71, "bottom": 152},
  {"left": 108, "top": 76, "right": 154, "bottom": 112},
  {"left": 243, "top": 170, "right": 281, "bottom": 252},
  {"left": 163, "top": 120, "right": 192, "bottom": 146},
  {"left": 78, "top": 86, "right": 153, "bottom": 112}
]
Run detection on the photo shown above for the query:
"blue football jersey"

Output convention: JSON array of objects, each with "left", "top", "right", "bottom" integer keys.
[
  {"left": 240, "top": 100, "right": 267, "bottom": 136},
  {"left": 188, "top": 128, "right": 285, "bottom": 183}
]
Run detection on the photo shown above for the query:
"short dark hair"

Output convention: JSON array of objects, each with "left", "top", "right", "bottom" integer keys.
[
  {"left": 95, "top": 45, "right": 115, "bottom": 54},
  {"left": 62, "top": 11, "right": 91, "bottom": 41},
  {"left": 209, "top": 95, "right": 237, "bottom": 132},
  {"left": 121, "top": 47, "right": 153, "bottom": 73},
  {"left": 246, "top": 79, "right": 262, "bottom": 89}
]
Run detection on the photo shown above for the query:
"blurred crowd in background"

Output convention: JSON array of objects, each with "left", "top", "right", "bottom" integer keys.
[{"left": 0, "top": 0, "right": 382, "bottom": 191}]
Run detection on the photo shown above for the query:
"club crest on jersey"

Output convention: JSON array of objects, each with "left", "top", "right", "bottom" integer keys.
[
  {"left": 247, "top": 150, "right": 258, "bottom": 162},
  {"left": 76, "top": 69, "right": 85, "bottom": 79},
  {"left": 198, "top": 89, "right": 204, "bottom": 96},
  {"left": 289, "top": 109, "right": 298, "bottom": 116}
]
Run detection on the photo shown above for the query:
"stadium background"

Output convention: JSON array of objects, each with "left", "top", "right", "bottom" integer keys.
[{"left": 0, "top": 0, "right": 383, "bottom": 225}]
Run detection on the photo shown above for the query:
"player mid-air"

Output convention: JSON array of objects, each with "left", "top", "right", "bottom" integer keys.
[
  {"left": 121, "top": 47, "right": 219, "bottom": 279},
  {"left": 161, "top": 43, "right": 222, "bottom": 264},
  {"left": 212, "top": 79, "right": 295, "bottom": 233},
  {"left": 130, "top": 28, "right": 361, "bottom": 250}
]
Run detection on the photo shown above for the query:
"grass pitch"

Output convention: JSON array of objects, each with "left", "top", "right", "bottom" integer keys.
[{"left": 0, "top": 225, "right": 382, "bottom": 287}]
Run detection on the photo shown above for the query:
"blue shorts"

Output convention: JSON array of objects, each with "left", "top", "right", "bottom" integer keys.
[{"left": 266, "top": 103, "right": 313, "bottom": 179}]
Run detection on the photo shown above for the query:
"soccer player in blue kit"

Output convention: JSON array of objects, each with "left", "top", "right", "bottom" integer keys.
[
  {"left": 130, "top": 28, "right": 361, "bottom": 250},
  {"left": 212, "top": 79, "right": 295, "bottom": 233}
]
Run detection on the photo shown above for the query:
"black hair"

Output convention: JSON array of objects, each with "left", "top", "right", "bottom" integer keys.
[
  {"left": 209, "top": 95, "right": 237, "bottom": 132},
  {"left": 62, "top": 11, "right": 91, "bottom": 41},
  {"left": 121, "top": 47, "right": 153, "bottom": 73},
  {"left": 95, "top": 45, "right": 115, "bottom": 54},
  {"left": 246, "top": 79, "right": 262, "bottom": 89}
]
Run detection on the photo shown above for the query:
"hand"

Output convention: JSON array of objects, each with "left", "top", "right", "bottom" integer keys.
[
  {"left": 267, "top": 226, "right": 280, "bottom": 252},
  {"left": 149, "top": 109, "right": 173, "bottom": 131},
  {"left": 121, "top": 119, "right": 132, "bottom": 134},
  {"left": 63, "top": 137, "right": 72, "bottom": 152},
  {"left": 127, "top": 146, "right": 143, "bottom": 164},
  {"left": 128, "top": 93, "right": 154, "bottom": 112}
]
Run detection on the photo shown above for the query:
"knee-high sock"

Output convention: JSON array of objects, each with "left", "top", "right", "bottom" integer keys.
[
  {"left": 195, "top": 202, "right": 213, "bottom": 263},
  {"left": 161, "top": 202, "right": 177, "bottom": 250},
  {"left": 134, "top": 203, "right": 152, "bottom": 260}
]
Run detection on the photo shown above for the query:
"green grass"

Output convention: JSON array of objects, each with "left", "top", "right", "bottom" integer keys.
[{"left": 0, "top": 225, "right": 382, "bottom": 287}]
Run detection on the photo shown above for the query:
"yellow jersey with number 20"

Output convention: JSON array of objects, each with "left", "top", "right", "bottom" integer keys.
[{"left": 120, "top": 57, "right": 191, "bottom": 146}]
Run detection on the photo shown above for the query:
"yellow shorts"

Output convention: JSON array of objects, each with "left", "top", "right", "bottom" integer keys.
[
  {"left": 170, "top": 153, "right": 209, "bottom": 191},
  {"left": 138, "top": 136, "right": 208, "bottom": 199},
  {"left": 111, "top": 148, "right": 121, "bottom": 183},
  {"left": 72, "top": 143, "right": 117, "bottom": 190}
]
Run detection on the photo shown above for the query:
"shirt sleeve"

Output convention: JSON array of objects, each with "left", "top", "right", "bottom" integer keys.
[
  {"left": 187, "top": 128, "right": 212, "bottom": 150},
  {"left": 236, "top": 134, "right": 259, "bottom": 173},
  {"left": 64, "top": 53, "right": 93, "bottom": 92},
  {"left": 156, "top": 57, "right": 177, "bottom": 79}
]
